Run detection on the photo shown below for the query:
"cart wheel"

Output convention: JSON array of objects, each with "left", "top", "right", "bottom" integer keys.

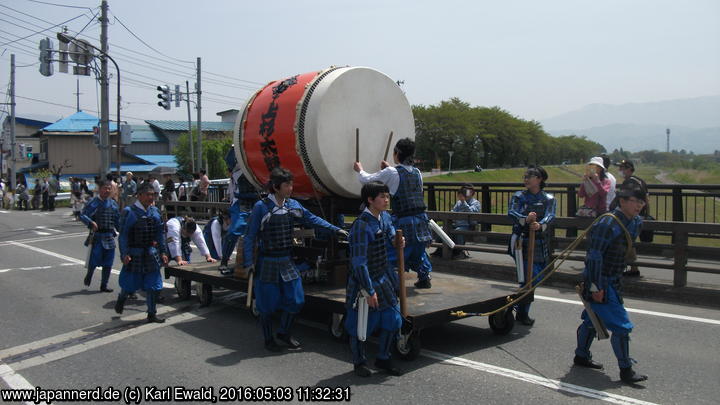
[
  {"left": 328, "top": 313, "right": 348, "bottom": 343},
  {"left": 489, "top": 309, "right": 515, "bottom": 335},
  {"left": 394, "top": 330, "right": 421, "bottom": 361},
  {"left": 196, "top": 283, "right": 213, "bottom": 307},
  {"left": 174, "top": 277, "right": 191, "bottom": 300}
]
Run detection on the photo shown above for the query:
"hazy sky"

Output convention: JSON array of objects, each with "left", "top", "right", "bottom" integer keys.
[{"left": 1, "top": 0, "right": 719, "bottom": 125}]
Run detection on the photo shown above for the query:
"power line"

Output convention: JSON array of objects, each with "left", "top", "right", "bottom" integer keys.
[
  {"left": 0, "top": 90, "right": 149, "bottom": 122},
  {"left": 109, "top": 11, "right": 195, "bottom": 65},
  {"left": 21, "top": 0, "right": 94, "bottom": 11},
  {"left": 0, "top": 13, "right": 88, "bottom": 47},
  {"left": 2, "top": 3, "right": 265, "bottom": 88}
]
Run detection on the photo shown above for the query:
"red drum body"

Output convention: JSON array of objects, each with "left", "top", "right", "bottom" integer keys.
[{"left": 234, "top": 66, "right": 415, "bottom": 199}]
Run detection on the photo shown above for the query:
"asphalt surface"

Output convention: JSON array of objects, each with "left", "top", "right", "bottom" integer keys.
[{"left": 0, "top": 207, "right": 719, "bottom": 405}]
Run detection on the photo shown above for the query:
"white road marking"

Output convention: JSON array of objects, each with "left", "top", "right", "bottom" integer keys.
[
  {"left": 535, "top": 295, "right": 720, "bottom": 325},
  {"left": 0, "top": 210, "right": 9, "bottom": 214},
  {"left": 422, "top": 350, "right": 658, "bottom": 405},
  {"left": 30, "top": 213, "right": 50, "bottom": 216},
  {"left": 0, "top": 263, "right": 75, "bottom": 273},
  {"left": 0, "top": 362, "right": 40, "bottom": 405},
  {"left": 35, "top": 226, "right": 64, "bottom": 233},
  {"left": 8, "top": 241, "right": 174, "bottom": 288},
  {"left": 0, "top": 232, "right": 86, "bottom": 247},
  {"left": 33, "top": 231, "right": 51, "bottom": 236},
  {"left": 3, "top": 292, "right": 244, "bottom": 371}
]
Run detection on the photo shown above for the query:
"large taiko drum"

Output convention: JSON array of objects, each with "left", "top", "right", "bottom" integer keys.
[{"left": 233, "top": 66, "right": 415, "bottom": 199}]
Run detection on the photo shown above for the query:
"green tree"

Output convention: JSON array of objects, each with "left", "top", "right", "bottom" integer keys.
[{"left": 173, "top": 131, "right": 233, "bottom": 179}]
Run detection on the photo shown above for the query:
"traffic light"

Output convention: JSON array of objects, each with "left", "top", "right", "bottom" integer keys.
[
  {"left": 18, "top": 143, "right": 26, "bottom": 160},
  {"left": 38, "top": 37, "right": 54, "bottom": 77},
  {"left": 157, "top": 85, "right": 171, "bottom": 110},
  {"left": 26, "top": 145, "right": 33, "bottom": 159},
  {"left": 174, "top": 84, "right": 181, "bottom": 107}
]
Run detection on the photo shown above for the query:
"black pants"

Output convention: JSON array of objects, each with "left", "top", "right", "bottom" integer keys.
[{"left": 48, "top": 196, "right": 56, "bottom": 211}]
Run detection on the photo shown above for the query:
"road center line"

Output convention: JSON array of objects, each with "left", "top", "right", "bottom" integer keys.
[
  {"left": 8, "top": 242, "right": 174, "bottom": 288},
  {"left": 0, "top": 232, "right": 85, "bottom": 247},
  {"left": 422, "top": 350, "right": 659, "bottom": 405},
  {"left": 535, "top": 295, "right": 720, "bottom": 325},
  {"left": 0, "top": 263, "right": 75, "bottom": 273}
]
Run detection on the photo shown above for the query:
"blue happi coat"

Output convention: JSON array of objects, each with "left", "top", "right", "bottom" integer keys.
[
  {"left": 80, "top": 196, "right": 120, "bottom": 268},
  {"left": 118, "top": 202, "right": 167, "bottom": 292},
  {"left": 344, "top": 210, "right": 403, "bottom": 336}
]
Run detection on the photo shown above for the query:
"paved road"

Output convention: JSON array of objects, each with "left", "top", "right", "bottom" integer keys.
[{"left": 1, "top": 208, "right": 719, "bottom": 405}]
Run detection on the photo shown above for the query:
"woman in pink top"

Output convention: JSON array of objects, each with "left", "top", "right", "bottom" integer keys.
[{"left": 578, "top": 156, "right": 612, "bottom": 216}]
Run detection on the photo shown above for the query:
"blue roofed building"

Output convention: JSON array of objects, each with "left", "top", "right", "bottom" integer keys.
[{"left": 27, "top": 111, "right": 232, "bottom": 177}]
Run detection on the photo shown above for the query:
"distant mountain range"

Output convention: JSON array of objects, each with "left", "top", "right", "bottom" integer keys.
[{"left": 541, "top": 95, "right": 720, "bottom": 153}]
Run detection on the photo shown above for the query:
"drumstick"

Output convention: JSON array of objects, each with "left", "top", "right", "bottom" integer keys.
[
  {"left": 383, "top": 131, "right": 394, "bottom": 162},
  {"left": 355, "top": 128, "right": 359, "bottom": 163}
]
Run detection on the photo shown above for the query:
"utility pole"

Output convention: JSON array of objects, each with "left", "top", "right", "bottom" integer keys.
[
  {"left": 9, "top": 54, "right": 16, "bottom": 191},
  {"left": 195, "top": 57, "right": 202, "bottom": 172},
  {"left": 98, "top": 0, "right": 109, "bottom": 177},
  {"left": 186, "top": 80, "right": 195, "bottom": 173},
  {"left": 666, "top": 128, "right": 670, "bottom": 153},
  {"left": 75, "top": 78, "right": 81, "bottom": 112}
]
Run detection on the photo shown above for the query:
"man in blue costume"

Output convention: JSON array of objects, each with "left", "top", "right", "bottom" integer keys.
[
  {"left": 573, "top": 183, "right": 648, "bottom": 384},
  {"left": 114, "top": 182, "right": 169, "bottom": 323},
  {"left": 80, "top": 180, "right": 120, "bottom": 292},
  {"left": 219, "top": 148, "right": 258, "bottom": 275},
  {"left": 508, "top": 166, "right": 556, "bottom": 326},
  {"left": 354, "top": 138, "right": 433, "bottom": 289},
  {"left": 345, "top": 181, "right": 404, "bottom": 377},
  {"left": 243, "top": 167, "right": 348, "bottom": 351}
]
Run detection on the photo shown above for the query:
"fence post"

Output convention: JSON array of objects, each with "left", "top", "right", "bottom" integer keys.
[
  {"left": 673, "top": 230, "right": 688, "bottom": 287},
  {"left": 427, "top": 184, "right": 437, "bottom": 211},
  {"left": 566, "top": 185, "right": 577, "bottom": 238},
  {"left": 481, "top": 185, "right": 491, "bottom": 232},
  {"left": 441, "top": 213, "right": 453, "bottom": 259},
  {"left": 672, "top": 187, "right": 684, "bottom": 222}
]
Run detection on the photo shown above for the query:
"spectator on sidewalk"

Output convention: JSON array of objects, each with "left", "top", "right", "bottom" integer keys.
[
  {"left": 31, "top": 179, "right": 41, "bottom": 210},
  {"left": 613, "top": 159, "right": 651, "bottom": 278},
  {"left": 430, "top": 183, "right": 481, "bottom": 259},
  {"left": 601, "top": 154, "right": 616, "bottom": 211},
  {"left": 47, "top": 175, "right": 58, "bottom": 211},
  {"left": 577, "top": 157, "right": 612, "bottom": 217}
]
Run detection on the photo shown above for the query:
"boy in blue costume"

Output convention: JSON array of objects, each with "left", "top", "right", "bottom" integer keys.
[
  {"left": 243, "top": 167, "right": 348, "bottom": 351},
  {"left": 573, "top": 183, "right": 648, "bottom": 384},
  {"left": 345, "top": 181, "right": 404, "bottom": 377},
  {"left": 508, "top": 166, "right": 556, "bottom": 326},
  {"left": 219, "top": 149, "right": 257, "bottom": 274},
  {"left": 354, "top": 138, "right": 433, "bottom": 289},
  {"left": 114, "top": 182, "right": 169, "bottom": 323},
  {"left": 80, "top": 180, "right": 120, "bottom": 292}
]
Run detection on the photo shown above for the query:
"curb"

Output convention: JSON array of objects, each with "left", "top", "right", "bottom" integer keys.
[{"left": 430, "top": 257, "right": 720, "bottom": 309}]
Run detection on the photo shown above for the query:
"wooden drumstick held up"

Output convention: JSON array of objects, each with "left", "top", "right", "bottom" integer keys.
[
  {"left": 526, "top": 224, "right": 535, "bottom": 288},
  {"left": 355, "top": 128, "right": 360, "bottom": 163},
  {"left": 383, "top": 131, "right": 394, "bottom": 162},
  {"left": 396, "top": 230, "right": 407, "bottom": 318}
]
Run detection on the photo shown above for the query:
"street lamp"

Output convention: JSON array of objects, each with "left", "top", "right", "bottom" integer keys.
[
  {"left": 57, "top": 31, "right": 122, "bottom": 177},
  {"left": 448, "top": 150, "right": 454, "bottom": 174}
]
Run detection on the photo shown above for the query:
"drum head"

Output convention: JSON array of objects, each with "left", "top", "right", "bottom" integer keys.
[{"left": 299, "top": 66, "right": 415, "bottom": 198}]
